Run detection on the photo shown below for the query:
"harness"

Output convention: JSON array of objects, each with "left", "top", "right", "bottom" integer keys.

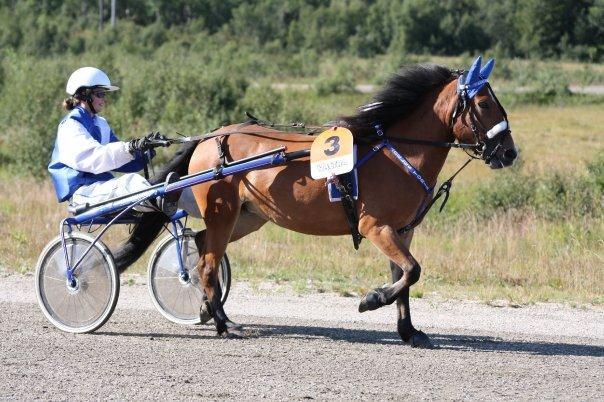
[
  {"left": 152, "top": 75, "right": 511, "bottom": 249},
  {"left": 331, "top": 77, "right": 511, "bottom": 247}
]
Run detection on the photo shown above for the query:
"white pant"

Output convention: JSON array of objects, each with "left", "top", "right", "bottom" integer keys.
[
  {"left": 70, "top": 173, "right": 202, "bottom": 217},
  {"left": 71, "top": 173, "right": 153, "bottom": 211}
]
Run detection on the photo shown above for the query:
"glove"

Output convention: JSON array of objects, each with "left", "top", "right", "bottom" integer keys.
[
  {"left": 146, "top": 131, "right": 170, "bottom": 148},
  {"left": 127, "top": 132, "right": 167, "bottom": 155},
  {"left": 148, "top": 131, "right": 168, "bottom": 143},
  {"left": 127, "top": 136, "right": 150, "bottom": 155}
]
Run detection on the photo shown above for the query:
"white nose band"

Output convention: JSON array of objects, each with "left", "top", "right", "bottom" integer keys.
[{"left": 486, "top": 120, "right": 508, "bottom": 138}]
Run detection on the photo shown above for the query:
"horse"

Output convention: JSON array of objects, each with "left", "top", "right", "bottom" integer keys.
[{"left": 114, "top": 57, "right": 517, "bottom": 347}]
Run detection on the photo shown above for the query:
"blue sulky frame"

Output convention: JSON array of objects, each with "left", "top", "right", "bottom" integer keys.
[{"left": 59, "top": 146, "right": 309, "bottom": 286}]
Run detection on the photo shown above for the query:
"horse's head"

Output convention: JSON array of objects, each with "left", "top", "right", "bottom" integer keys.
[{"left": 451, "top": 57, "right": 517, "bottom": 169}]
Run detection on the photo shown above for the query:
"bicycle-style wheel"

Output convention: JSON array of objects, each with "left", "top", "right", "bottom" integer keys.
[
  {"left": 35, "top": 233, "right": 119, "bottom": 333},
  {"left": 147, "top": 231, "right": 231, "bottom": 325}
]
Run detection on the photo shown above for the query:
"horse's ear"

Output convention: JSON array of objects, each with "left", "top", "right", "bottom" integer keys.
[
  {"left": 479, "top": 58, "right": 495, "bottom": 80},
  {"left": 466, "top": 56, "right": 482, "bottom": 85}
]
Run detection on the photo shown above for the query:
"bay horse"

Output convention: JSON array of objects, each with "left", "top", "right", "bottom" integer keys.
[{"left": 115, "top": 58, "right": 517, "bottom": 347}]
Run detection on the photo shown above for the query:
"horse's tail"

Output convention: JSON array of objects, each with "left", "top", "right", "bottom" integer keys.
[{"left": 113, "top": 140, "right": 199, "bottom": 274}]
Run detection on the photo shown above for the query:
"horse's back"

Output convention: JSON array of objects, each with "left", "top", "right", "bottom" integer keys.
[{"left": 188, "top": 124, "right": 351, "bottom": 235}]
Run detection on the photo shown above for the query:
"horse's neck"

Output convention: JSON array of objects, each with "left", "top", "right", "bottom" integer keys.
[{"left": 386, "top": 81, "right": 457, "bottom": 187}]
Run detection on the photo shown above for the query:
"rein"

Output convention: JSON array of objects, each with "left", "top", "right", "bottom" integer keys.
[{"left": 165, "top": 112, "right": 323, "bottom": 145}]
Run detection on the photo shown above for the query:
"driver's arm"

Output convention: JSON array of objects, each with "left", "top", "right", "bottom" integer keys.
[{"left": 56, "top": 118, "right": 134, "bottom": 174}]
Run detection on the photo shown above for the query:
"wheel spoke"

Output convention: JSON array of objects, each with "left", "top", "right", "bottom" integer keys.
[
  {"left": 149, "top": 234, "right": 229, "bottom": 324},
  {"left": 36, "top": 235, "right": 117, "bottom": 333}
]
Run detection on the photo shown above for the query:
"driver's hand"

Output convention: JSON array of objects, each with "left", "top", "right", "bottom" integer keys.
[
  {"left": 148, "top": 132, "right": 167, "bottom": 142},
  {"left": 127, "top": 136, "right": 150, "bottom": 155}
]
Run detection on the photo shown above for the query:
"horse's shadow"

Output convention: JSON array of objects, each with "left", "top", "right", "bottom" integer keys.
[
  {"left": 245, "top": 323, "right": 603, "bottom": 357},
  {"left": 98, "top": 322, "right": 603, "bottom": 358}
]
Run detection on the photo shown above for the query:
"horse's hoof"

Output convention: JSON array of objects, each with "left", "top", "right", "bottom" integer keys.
[
  {"left": 219, "top": 326, "right": 246, "bottom": 339},
  {"left": 358, "top": 289, "right": 383, "bottom": 313},
  {"left": 226, "top": 320, "right": 243, "bottom": 331},
  {"left": 199, "top": 301, "right": 213, "bottom": 325},
  {"left": 406, "top": 330, "right": 434, "bottom": 349}
]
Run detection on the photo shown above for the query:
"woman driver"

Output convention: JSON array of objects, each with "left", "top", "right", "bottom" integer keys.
[{"left": 48, "top": 67, "right": 179, "bottom": 213}]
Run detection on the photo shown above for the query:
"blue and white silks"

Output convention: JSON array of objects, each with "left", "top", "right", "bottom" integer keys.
[{"left": 48, "top": 106, "right": 148, "bottom": 202}]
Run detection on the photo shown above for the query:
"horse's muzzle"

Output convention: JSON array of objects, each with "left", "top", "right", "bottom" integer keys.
[{"left": 489, "top": 147, "right": 517, "bottom": 169}]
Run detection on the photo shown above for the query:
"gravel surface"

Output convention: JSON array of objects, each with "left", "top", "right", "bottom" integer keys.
[{"left": 1, "top": 272, "right": 602, "bottom": 400}]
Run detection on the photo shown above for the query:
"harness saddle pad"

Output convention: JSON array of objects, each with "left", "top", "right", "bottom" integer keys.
[{"left": 328, "top": 169, "right": 359, "bottom": 202}]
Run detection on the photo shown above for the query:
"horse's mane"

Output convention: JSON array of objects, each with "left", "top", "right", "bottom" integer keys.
[{"left": 341, "top": 63, "right": 456, "bottom": 135}]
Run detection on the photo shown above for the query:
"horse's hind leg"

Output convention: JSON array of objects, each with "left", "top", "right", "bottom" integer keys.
[
  {"left": 358, "top": 224, "right": 433, "bottom": 348},
  {"left": 388, "top": 231, "right": 433, "bottom": 348},
  {"left": 229, "top": 205, "right": 268, "bottom": 242},
  {"left": 197, "top": 207, "right": 267, "bottom": 326},
  {"left": 195, "top": 183, "right": 243, "bottom": 337}
]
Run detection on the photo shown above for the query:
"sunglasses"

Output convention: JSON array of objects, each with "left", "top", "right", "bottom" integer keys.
[{"left": 92, "top": 91, "right": 107, "bottom": 99}]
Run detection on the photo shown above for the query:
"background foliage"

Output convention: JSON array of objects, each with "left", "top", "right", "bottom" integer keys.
[
  {"left": 0, "top": 0, "right": 601, "bottom": 60},
  {"left": 0, "top": 0, "right": 603, "bottom": 175}
]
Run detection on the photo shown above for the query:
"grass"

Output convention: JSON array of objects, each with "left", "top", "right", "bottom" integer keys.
[
  {"left": 224, "top": 210, "right": 602, "bottom": 304},
  {"left": 439, "top": 104, "right": 604, "bottom": 185},
  {"left": 0, "top": 103, "right": 602, "bottom": 305}
]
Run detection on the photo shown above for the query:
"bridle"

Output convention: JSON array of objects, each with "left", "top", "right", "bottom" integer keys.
[
  {"left": 452, "top": 77, "right": 512, "bottom": 164},
  {"left": 355, "top": 73, "right": 514, "bottom": 235}
]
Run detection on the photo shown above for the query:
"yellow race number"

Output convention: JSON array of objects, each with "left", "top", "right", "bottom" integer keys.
[{"left": 310, "top": 127, "right": 355, "bottom": 179}]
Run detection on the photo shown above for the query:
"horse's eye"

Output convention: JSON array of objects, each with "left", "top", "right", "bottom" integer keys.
[{"left": 478, "top": 100, "right": 489, "bottom": 109}]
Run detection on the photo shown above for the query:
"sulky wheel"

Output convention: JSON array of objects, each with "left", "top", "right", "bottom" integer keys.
[
  {"left": 147, "top": 230, "right": 231, "bottom": 325},
  {"left": 35, "top": 233, "right": 119, "bottom": 334}
]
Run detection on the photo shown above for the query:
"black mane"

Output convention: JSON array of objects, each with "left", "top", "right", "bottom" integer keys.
[{"left": 341, "top": 63, "right": 456, "bottom": 134}]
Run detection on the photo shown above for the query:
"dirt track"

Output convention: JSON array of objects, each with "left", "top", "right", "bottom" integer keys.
[{"left": 1, "top": 272, "right": 602, "bottom": 400}]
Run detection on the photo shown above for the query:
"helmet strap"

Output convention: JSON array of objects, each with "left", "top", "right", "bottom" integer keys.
[{"left": 83, "top": 88, "right": 96, "bottom": 115}]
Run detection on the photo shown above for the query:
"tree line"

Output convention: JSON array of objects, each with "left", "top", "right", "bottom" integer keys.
[{"left": 0, "top": 0, "right": 602, "bottom": 61}]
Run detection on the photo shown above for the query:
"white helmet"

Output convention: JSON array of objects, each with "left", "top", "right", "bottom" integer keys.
[{"left": 66, "top": 67, "right": 119, "bottom": 95}]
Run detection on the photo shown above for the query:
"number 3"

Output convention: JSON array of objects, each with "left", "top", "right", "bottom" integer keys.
[{"left": 324, "top": 136, "right": 340, "bottom": 156}]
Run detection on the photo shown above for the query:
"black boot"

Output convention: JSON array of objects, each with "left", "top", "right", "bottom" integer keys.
[{"left": 158, "top": 172, "right": 183, "bottom": 216}]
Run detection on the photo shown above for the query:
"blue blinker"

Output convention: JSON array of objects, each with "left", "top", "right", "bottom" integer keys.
[{"left": 458, "top": 56, "right": 495, "bottom": 99}]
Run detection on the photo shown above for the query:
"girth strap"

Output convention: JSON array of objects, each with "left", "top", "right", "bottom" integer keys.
[{"left": 330, "top": 172, "right": 363, "bottom": 250}]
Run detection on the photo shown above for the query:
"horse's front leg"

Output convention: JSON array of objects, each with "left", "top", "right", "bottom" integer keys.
[{"left": 359, "top": 224, "right": 433, "bottom": 348}]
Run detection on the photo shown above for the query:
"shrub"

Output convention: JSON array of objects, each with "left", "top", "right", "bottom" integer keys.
[
  {"left": 475, "top": 164, "right": 536, "bottom": 216},
  {"left": 474, "top": 156, "right": 603, "bottom": 220},
  {"left": 315, "top": 62, "right": 357, "bottom": 96},
  {"left": 241, "top": 86, "right": 284, "bottom": 122},
  {"left": 0, "top": 55, "right": 68, "bottom": 176}
]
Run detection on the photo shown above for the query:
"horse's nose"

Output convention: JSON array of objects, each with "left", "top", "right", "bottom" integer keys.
[{"left": 503, "top": 148, "right": 517, "bottom": 161}]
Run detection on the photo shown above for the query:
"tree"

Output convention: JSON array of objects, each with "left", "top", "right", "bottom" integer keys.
[{"left": 516, "top": 0, "right": 577, "bottom": 58}]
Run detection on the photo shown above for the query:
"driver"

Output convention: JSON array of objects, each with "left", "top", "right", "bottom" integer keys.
[{"left": 48, "top": 67, "right": 180, "bottom": 214}]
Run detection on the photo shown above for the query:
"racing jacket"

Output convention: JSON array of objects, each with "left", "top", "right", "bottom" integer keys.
[{"left": 48, "top": 106, "right": 147, "bottom": 202}]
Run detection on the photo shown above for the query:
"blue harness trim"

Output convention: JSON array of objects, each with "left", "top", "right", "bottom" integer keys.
[
  {"left": 383, "top": 141, "right": 433, "bottom": 194},
  {"left": 352, "top": 124, "right": 436, "bottom": 235},
  {"left": 355, "top": 141, "right": 386, "bottom": 169},
  {"left": 355, "top": 138, "right": 433, "bottom": 195}
]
